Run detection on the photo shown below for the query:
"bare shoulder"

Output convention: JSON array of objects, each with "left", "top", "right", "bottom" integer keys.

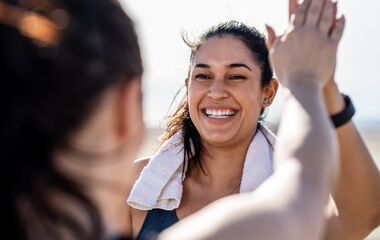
[
  {"left": 124, "top": 156, "right": 151, "bottom": 192},
  {"left": 134, "top": 156, "right": 151, "bottom": 171},
  {"left": 129, "top": 156, "right": 151, "bottom": 181},
  {"left": 125, "top": 157, "right": 151, "bottom": 236},
  {"left": 129, "top": 157, "right": 151, "bottom": 236}
]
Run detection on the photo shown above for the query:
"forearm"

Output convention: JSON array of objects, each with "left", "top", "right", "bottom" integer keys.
[
  {"left": 276, "top": 82, "right": 339, "bottom": 188},
  {"left": 323, "top": 82, "right": 380, "bottom": 239},
  {"left": 335, "top": 123, "right": 380, "bottom": 224},
  {"left": 274, "top": 83, "right": 339, "bottom": 237}
]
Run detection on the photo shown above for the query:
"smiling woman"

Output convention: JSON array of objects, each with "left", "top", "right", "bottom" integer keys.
[
  {"left": 127, "top": 21, "right": 280, "bottom": 239},
  {"left": 187, "top": 35, "right": 276, "bottom": 148},
  {"left": 164, "top": 21, "right": 278, "bottom": 174}
]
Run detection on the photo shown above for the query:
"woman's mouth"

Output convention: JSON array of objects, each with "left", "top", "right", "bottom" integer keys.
[{"left": 203, "top": 108, "right": 237, "bottom": 119}]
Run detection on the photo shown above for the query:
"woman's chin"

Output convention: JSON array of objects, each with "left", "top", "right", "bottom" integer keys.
[{"left": 200, "top": 131, "right": 241, "bottom": 148}]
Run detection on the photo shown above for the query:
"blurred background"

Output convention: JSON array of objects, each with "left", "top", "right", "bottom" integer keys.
[{"left": 122, "top": 0, "right": 380, "bottom": 238}]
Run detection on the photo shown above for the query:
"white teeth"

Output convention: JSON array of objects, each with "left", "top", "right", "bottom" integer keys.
[{"left": 205, "top": 109, "right": 236, "bottom": 119}]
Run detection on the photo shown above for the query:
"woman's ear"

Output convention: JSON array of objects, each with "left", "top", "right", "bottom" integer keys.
[{"left": 262, "top": 78, "right": 279, "bottom": 107}]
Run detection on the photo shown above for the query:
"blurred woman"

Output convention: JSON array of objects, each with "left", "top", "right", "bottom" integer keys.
[{"left": 0, "top": 0, "right": 144, "bottom": 238}]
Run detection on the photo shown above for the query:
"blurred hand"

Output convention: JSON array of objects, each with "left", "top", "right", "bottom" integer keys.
[
  {"left": 267, "top": 0, "right": 345, "bottom": 89},
  {"left": 289, "top": 0, "right": 338, "bottom": 86}
]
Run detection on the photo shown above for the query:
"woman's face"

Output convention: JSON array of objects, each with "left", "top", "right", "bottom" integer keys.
[{"left": 187, "top": 36, "right": 267, "bottom": 147}]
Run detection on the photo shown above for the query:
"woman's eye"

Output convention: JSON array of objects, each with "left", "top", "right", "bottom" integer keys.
[
  {"left": 195, "top": 74, "right": 211, "bottom": 80},
  {"left": 228, "top": 75, "right": 246, "bottom": 80}
]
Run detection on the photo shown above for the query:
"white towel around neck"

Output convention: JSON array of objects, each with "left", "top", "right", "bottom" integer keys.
[{"left": 127, "top": 124, "right": 277, "bottom": 210}]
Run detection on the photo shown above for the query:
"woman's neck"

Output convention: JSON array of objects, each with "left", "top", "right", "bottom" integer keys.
[{"left": 193, "top": 131, "right": 256, "bottom": 189}]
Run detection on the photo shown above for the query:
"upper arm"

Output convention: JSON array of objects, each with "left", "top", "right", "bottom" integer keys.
[
  {"left": 125, "top": 157, "right": 151, "bottom": 236},
  {"left": 323, "top": 122, "right": 380, "bottom": 239},
  {"left": 130, "top": 156, "right": 151, "bottom": 181}
]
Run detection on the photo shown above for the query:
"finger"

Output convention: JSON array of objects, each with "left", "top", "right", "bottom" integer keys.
[
  {"left": 289, "top": 0, "right": 299, "bottom": 20},
  {"left": 272, "top": 35, "right": 281, "bottom": 50},
  {"left": 305, "top": 0, "right": 325, "bottom": 28},
  {"left": 330, "top": 15, "right": 345, "bottom": 42},
  {"left": 329, "top": 1, "right": 338, "bottom": 33},
  {"left": 265, "top": 24, "right": 277, "bottom": 49},
  {"left": 319, "top": 0, "right": 334, "bottom": 34},
  {"left": 332, "top": 1, "right": 337, "bottom": 21},
  {"left": 292, "top": 0, "right": 310, "bottom": 28}
]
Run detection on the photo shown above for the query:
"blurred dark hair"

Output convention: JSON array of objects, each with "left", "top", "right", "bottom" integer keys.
[
  {"left": 0, "top": 0, "right": 142, "bottom": 239},
  {"left": 161, "top": 20, "right": 273, "bottom": 176}
]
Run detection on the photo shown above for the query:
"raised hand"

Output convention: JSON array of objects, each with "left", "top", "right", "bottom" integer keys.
[
  {"left": 268, "top": 0, "right": 345, "bottom": 114},
  {"left": 268, "top": 0, "right": 345, "bottom": 89},
  {"left": 288, "top": 0, "right": 337, "bottom": 37}
]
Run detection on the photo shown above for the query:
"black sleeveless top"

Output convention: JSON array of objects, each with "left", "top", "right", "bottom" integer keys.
[
  {"left": 111, "top": 235, "right": 154, "bottom": 240},
  {"left": 137, "top": 209, "right": 179, "bottom": 240}
]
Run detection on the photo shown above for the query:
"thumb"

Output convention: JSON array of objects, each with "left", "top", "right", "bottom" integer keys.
[{"left": 265, "top": 24, "right": 277, "bottom": 49}]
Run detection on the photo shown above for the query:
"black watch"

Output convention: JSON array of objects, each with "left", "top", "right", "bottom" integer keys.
[{"left": 330, "top": 94, "right": 355, "bottom": 128}]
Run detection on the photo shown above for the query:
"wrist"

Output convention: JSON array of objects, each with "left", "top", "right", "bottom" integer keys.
[
  {"left": 285, "top": 74, "right": 323, "bottom": 92},
  {"left": 283, "top": 84, "right": 323, "bottom": 108},
  {"left": 323, "top": 81, "right": 345, "bottom": 114},
  {"left": 330, "top": 94, "right": 355, "bottom": 128}
]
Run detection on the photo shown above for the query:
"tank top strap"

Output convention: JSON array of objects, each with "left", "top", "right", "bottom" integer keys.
[{"left": 137, "top": 208, "right": 179, "bottom": 240}]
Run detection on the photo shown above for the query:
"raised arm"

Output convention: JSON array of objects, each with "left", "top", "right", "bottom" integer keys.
[
  {"left": 288, "top": 0, "right": 380, "bottom": 238},
  {"left": 322, "top": 81, "right": 380, "bottom": 240},
  {"left": 160, "top": 1, "right": 342, "bottom": 239}
]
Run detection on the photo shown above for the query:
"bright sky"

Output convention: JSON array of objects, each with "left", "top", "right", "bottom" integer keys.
[{"left": 122, "top": 0, "right": 380, "bottom": 128}]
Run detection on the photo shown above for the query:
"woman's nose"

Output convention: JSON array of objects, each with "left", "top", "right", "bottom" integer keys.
[{"left": 207, "top": 79, "right": 228, "bottom": 100}]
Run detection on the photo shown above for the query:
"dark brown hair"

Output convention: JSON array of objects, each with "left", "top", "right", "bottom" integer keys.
[
  {"left": 0, "top": 0, "right": 142, "bottom": 239},
  {"left": 161, "top": 20, "right": 273, "bottom": 176}
]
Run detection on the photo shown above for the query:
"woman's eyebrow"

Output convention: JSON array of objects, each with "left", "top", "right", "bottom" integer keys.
[
  {"left": 194, "top": 63, "right": 252, "bottom": 71},
  {"left": 194, "top": 63, "right": 210, "bottom": 69},
  {"left": 227, "top": 63, "right": 252, "bottom": 71}
]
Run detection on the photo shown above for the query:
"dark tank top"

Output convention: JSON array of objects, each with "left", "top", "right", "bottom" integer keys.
[{"left": 137, "top": 209, "right": 179, "bottom": 240}]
